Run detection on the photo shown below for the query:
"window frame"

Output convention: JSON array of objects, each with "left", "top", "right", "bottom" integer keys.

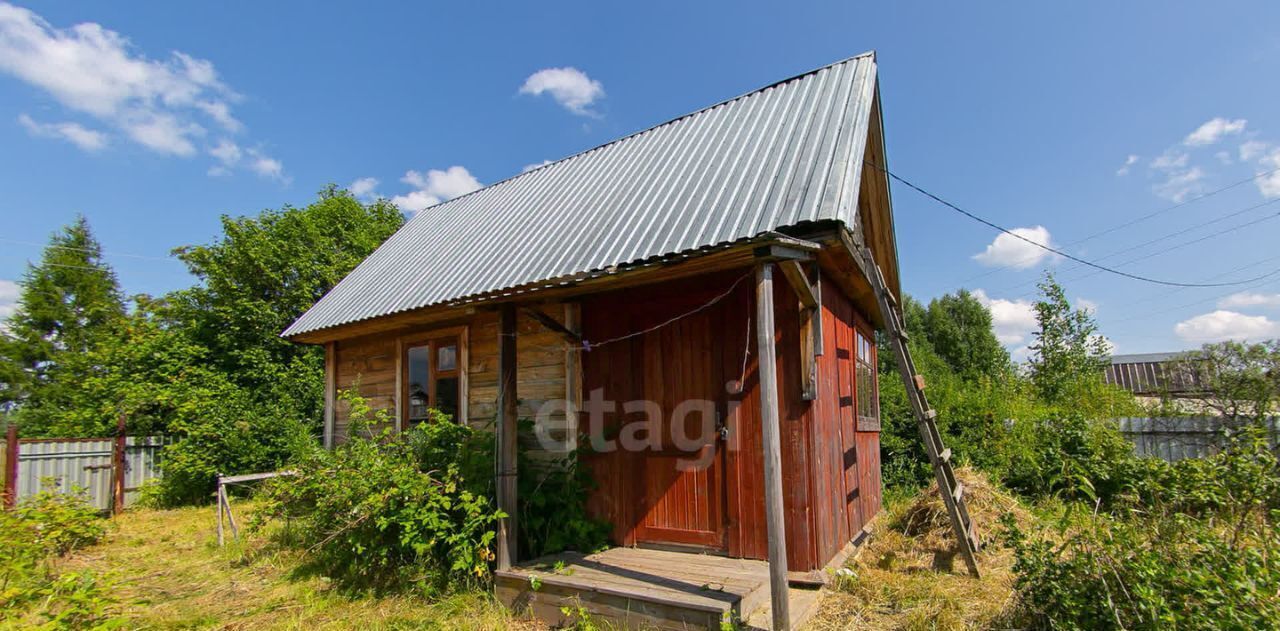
[
  {"left": 397, "top": 325, "right": 468, "bottom": 431},
  {"left": 854, "top": 318, "right": 880, "bottom": 432}
]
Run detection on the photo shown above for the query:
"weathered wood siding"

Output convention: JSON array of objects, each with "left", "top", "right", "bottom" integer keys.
[
  {"left": 330, "top": 306, "right": 574, "bottom": 462},
  {"left": 580, "top": 267, "right": 881, "bottom": 572}
]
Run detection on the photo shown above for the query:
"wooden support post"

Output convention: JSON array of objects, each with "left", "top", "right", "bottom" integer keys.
[
  {"left": 216, "top": 476, "right": 225, "bottom": 547},
  {"left": 755, "top": 263, "right": 791, "bottom": 630},
  {"left": 323, "top": 341, "right": 336, "bottom": 448},
  {"left": 564, "top": 303, "right": 582, "bottom": 452},
  {"left": 3, "top": 423, "right": 17, "bottom": 511},
  {"left": 112, "top": 413, "right": 127, "bottom": 515},
  {"left": 495, "top": 303, "right": 519, "bottom": 571}
]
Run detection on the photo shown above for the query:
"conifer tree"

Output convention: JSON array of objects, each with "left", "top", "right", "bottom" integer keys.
[{"left": 0, "top": 216, "right": 125, "bottom": 431}]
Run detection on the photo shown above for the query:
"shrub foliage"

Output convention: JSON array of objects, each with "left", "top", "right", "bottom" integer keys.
[{"left": 256, "top": 395, "right": 501, "bottom": 594}]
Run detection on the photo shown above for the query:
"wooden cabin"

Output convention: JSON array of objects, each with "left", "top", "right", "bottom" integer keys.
[{"left": 285, "top": 51, "right": 901, "bottom": 629}]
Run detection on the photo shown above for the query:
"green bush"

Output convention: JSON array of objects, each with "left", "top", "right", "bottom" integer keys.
[
  {"left": 518, "top": 446, "right": 611, "bottom": 559},
  {"left": 1001, "top": 413, "right": 1137, "bottom": 504},
  {"left": 1006, "top": 510, "right": 1280, "bottom": 629},
  {"left": 1005, "top": 430, "right": 1280, "bottom": 629},
  {"left": 154, "top": 380, "right": 313, "bottom": 506},
  {"left": 0, "top": 484, "right": 119, "bottom": 630},
  {"left": 256, "top": 393, "right": 502, "bottom": 595}
]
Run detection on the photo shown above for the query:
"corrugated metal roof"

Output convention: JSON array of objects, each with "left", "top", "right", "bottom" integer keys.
[
  {"left": 285, "top": 52, "right": 879, "bottom": 338},
  {"left": 1108, "top": 352, "right": 1194, "bottom": 365}
]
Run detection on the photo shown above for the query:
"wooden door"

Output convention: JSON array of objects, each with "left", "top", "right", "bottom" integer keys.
[{"left": 632, "top": 306, "right": 727, "bottom": 549}]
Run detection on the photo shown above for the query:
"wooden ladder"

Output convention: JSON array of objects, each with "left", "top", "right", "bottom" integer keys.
[{"left": 858, "top": 242, "right": 982, "bottom": 578}]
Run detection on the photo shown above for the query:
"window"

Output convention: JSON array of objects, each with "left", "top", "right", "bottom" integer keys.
[
  {"left": 403, "top": 334, "right": 461, "bottom": 426},
  {"left": 855, "top": 328, "right": 879, "bottom": 429}
]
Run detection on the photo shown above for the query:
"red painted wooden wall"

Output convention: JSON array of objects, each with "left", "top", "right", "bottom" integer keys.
[{"left": 580, "top": 266, "right": 881, "bottom": 571}]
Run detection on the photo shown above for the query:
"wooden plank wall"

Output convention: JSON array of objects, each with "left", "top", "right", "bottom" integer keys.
[
  {"left": 326, "top": 264, "right": 881, "bottom": 572},
  {"left": 330, "top": 306, "right": 574, "bottom": 463},
  {"left": 469, "top": 306, "right": 575, "bottom": 464},
  {"left": 579, "top": 268, "right": 883, "bottom": 572}
]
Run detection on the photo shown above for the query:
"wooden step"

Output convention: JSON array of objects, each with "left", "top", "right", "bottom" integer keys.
[
  {"left": 924, "top": 408, "right": 938, "bottom": 420},
  {"left": 937, "top": 448, "right": 951, "bottom": 463},
  {"left": 952, "top": 482, "right": 965, "bottom": 504}
]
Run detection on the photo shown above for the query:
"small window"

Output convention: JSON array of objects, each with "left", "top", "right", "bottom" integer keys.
[
  {"left": 403, "top": 335, "right": 461, "bottom": 426},
  {"left": 855, "top": 328, "right": 879, "bottom": 427}
]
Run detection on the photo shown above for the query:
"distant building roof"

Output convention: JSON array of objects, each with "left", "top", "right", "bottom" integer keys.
[
  {"left": 1105, "top": 351, "right": 1206, "bottom": 396},
  {"left": 285, "top": 52, "right": 883, "bottom": 339},
  {"left": 1108, "top": 352, "right": 1191, "bottom": 365}
]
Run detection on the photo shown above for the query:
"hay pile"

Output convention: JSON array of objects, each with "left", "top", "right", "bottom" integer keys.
[{"left": 810, "top": 467, "right": 1033, "bottom": 630}]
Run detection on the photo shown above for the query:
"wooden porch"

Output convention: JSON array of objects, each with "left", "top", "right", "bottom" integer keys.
[{"left": 495, "top": 547, "right": 823, "bottom": 630}]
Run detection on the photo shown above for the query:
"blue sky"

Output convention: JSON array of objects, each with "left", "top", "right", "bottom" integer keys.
[{"left": 2, "top": 1, "right": 1280, "bottom": 357}]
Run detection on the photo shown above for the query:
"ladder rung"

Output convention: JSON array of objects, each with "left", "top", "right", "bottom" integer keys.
[
  {"left": 913, "top": 374, "right": 927, "bottom": 391},
  {"left": 952, "top": 482, "right": 965, "bottom": 503},
  {"left": 938, "top": 447, "right": 951, "bottom": 463},
  {"left": 924, "top": 408, "right": 937, "bottom": 420},
  {"left": 895, "top": 329, "right": 909, "bottom": 341}
]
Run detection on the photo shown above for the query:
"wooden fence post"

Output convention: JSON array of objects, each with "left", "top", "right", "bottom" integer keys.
[
  {"left": 3, "top": 423, "right": 17, "bottom": 511},
  {"left": 112, "top": 413, "right": 127, "bottom": 515}
]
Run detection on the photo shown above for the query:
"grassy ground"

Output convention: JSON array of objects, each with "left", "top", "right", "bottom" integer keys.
[
  {"left": 18, "top": 474, "right": 1033, "bottom": 630},
  {"left": 53, "top": 503, "right": 536, "bottom": 630},
  {"left": 810, "top": 468, "right": 1032, "bottom": 631}
]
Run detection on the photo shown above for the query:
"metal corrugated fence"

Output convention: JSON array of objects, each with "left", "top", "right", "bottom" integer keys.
[
  {"left": 1116, "top": 417, "right": 1279, "bottom": 461},
  {"left": 10, "top": 437, "right": 168, "bottom": 511},
  {"left": 284, "top": 52, "right": 878, "bottom": 338}
]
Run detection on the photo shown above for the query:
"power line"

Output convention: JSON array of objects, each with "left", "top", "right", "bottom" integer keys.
[
  {"left": 954, "top": 165, "right": 1280, "bottom": 285},
  {"left": 1002, "top": 203, "right": 1280, "bottom": 299},
  {"left": 869, "top": 162, "right": 1280, "bottom": 289},
  {"left": 0, "top": 237, "right": 181, "bottom": 263}
]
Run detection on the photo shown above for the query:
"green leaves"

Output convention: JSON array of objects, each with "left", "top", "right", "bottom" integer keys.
[
  {"left": 255, "top": 391, "right": 502, "bottom": 594},
  {"left": 0, "top": 216, "right": 126, "bottom": 429},
  {"left": 1029, "top": 273, "right": 1111, "bottom": 403}
]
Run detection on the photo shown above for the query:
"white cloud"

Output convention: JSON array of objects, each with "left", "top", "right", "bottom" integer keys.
[
  {"left": 1077, "top": 298, "right": 1099, "bottom": 315},
  {"left": 1218, "top": 292, "right": 1280, "bottom": 310},
  {"left": 973, "top": 289, "right": 1039, "bottom": 346},
  {"left": 348, "top": 177, "right": 378, "bottom": 198},
  {"left": 203, "top": 139, "right": 283, "bottom": 180},
  {"left": 1184, "top": 117, "right": 1247, "bottom": 146},
  {"left": 390, "top": 166, "right": 482, "bottom": 212},
  {"left": 0, "top": 4, "right": 279, "bottom": 174},
  {"left": 520, "top": 67, "right": 605, "bottom": 117},
  {"left": 972, "top": 225, "right": 1056, "bottom": 269},
  {"left": 1174, "top": 310, "right": 1280, "bottom": 343},
  {"left": 1153, "top": 166, "right": 1205, "bottom": 202},
  {"left": 1215, "top": 150, "right": 1233, "bottom": 165},
  {"left": 247, "top": 149, "right": 283, "bottom": 180},
  {"left": 17, "top": 112, "right": 105, "bottom": 151},
  {"left": 1150, "top": 150, "right": 1189, "bottom": 171},
  {"left": 1116, "top": 154, "right": 1139, "bottom": 176},
  {"left": 522, "top": 159, "right": 553, "bottom": 173},
  {"left": 209, "top": 138, "right": 241, "bottom": 165},
  {"left": 1257, "top": 149, "right": 1280, "bottom": 199},
  {"left": 0, "top": 278, "right": 18, "bottom": 323},
  {"left": 1240, "top": 140, "right": 1269, "bottom": 162}
]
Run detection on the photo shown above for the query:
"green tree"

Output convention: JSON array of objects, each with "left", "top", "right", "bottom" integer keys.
[
  {"left": 0, "top": 217, "right": 125, "bottom": 432},
  {"left": 1028, "top": 273, "right": 1110, "bottom": 403},
  {"left": 166, "top": 187, "right": 403, "bottom": 424},
  {"left": 921, "top": 289, "right": 1010, "bottom": 380},
  {"left": 1171, "top": 340, "right": 1280, "bottom": 426}
]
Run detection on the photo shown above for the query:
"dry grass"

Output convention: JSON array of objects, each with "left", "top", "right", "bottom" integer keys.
[
  {"left": 53, "top": 503, "right": 542, "bottom": 630},
  {"left": 810, "top": 468, "right": 1034, "bottom": 631}
]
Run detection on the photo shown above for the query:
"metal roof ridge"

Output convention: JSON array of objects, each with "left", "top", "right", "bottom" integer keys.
[{"left": 407, "top": 51, "right": 878, "bottom": 215}]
